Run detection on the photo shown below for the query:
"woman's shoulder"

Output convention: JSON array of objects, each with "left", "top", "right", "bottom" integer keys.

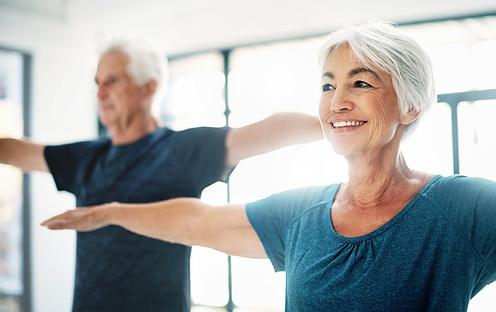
[
  {"left": 422, "top": 174, "right": 496, "bottom": 211},
  {"left": 264, "top": 183, "right": 340, "bottom": 204},
  {"left": 426, "top": 174, "right": 496, "bottom": 193},
  {"left": 247, "top": 183, "right": 341, "bottom": 221}
]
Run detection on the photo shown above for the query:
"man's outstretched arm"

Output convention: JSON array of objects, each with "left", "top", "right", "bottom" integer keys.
[
  {"left": 225, "top": 112, "right": 323, "bottom": 168},
  {"left": 0, "top": 138, "right": 49, "bottom": 172}
]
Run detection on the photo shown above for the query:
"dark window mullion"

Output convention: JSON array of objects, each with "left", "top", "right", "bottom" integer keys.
[
  {"left": 222, "top": 49, "right": 235, "bottom": 312},
  {"left": 22, "top": 52, "right": 32, "bottom": 312}
]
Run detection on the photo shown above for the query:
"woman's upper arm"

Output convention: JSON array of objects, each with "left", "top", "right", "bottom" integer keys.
[{"left": 196, "top": 203, "right": 267, "bottom": 259}]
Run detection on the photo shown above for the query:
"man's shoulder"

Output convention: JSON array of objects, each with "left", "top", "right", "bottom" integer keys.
[
  {"left": 46, "top": 136, "right": 110, "bottom": 153},
  {"left": 164, "top": 126, "right": 230, "bottom": 144},
  {"left": 173, "top": 125, "right": 229, "bottom": 135}
]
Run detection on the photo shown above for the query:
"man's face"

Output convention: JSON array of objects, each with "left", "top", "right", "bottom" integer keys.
[{"left": 95, "top": 51, "right": 148, "bottom": 129}]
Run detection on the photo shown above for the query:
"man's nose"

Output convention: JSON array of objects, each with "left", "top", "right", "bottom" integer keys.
[{"left": 97, "top": 85, "right": 107, "bottom": 100}]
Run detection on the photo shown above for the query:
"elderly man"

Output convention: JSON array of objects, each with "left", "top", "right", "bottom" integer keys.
[{"left": 0, "top": 37, "right": 322, "bottom": 311}]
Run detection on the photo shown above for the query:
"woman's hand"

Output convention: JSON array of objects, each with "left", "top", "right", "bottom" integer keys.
[{"left": 41, "top": 203, "right": 115, "bottom": 231}]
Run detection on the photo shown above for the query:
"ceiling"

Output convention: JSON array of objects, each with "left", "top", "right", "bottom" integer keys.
[
  {"left": 1, "top": 0, "right": 496, "bottom": 55},
  {"left": 0, "top": 0, "right": 66, "bottom": 17},
  {"left": 2, "top": 0, "right": 496, "bottom": 21}
]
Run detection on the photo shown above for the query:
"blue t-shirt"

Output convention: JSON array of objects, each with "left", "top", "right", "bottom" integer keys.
[
  {"left": 246, "top": 175, "right": 496, "bottom": 312},
  {"left": 44, "top": 126, "right": 230, "bottom": 312}
]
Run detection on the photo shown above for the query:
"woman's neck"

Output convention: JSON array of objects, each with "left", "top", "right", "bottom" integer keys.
[{"left": 342, "top": 152, "right": 424, "bottom": 209}]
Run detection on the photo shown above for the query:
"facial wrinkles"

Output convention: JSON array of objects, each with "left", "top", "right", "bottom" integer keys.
[
  {"left": 367, "top": 81, "right": 394, "bottom": 130},
  {"left": 321, "top": 46, "right": 399, "bottom": 141},
  {"left": 98, "top": 74, "right": 140, "bottom": 130},
  {"left": 359, "top": 93, "right": 403, "bottom": 176}
]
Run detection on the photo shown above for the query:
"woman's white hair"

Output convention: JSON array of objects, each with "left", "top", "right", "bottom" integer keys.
[{"left": 318, "top": 21, "right": 437, "bottom": 137}]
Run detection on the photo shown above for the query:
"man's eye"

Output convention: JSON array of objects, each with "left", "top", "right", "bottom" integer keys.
[
  {"left": 354, "top": 81, "right": 372, "bottom": 88},
  {"left": 322, "top": 84, "right": 334, "bottom": 92}
]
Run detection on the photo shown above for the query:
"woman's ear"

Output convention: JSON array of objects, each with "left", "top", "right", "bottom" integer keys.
[{"left": 400, "top": 109, "right": 420, "bottom": 125}]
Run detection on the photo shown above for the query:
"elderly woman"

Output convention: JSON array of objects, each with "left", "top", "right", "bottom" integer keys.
[{"left": 43, "top": 22, "right": 496, "bottom": 311}]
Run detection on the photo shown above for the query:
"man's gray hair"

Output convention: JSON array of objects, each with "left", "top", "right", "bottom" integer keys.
[{"left": 100, "top": 36, "right": 169, "bottom": 116}]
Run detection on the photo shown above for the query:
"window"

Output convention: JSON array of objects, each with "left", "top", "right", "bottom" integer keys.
[
  {"left": 0, "top": 48, "right": 31, "bottom": 312},
  {"left": 163, "top": 52, "right": 231, "bottom": 310},
  {"left": 163, "top": 15, "right": 496, "bottom": 312},
  {"left": 458, "top": 99, "right": 496, "bottom": 180}
]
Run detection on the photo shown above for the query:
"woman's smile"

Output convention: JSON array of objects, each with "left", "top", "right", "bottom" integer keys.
[{"left": 331, "top": 120, "right": 367, "bottom": 128}]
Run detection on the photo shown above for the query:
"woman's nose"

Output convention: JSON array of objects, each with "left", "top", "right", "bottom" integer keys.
[{"left": 329, "top": 87, "right": 353, "bottom": 112}]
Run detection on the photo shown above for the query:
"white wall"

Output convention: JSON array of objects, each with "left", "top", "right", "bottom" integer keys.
[{"left": 1, "top": 1, "right": 496, "bottom": 311}]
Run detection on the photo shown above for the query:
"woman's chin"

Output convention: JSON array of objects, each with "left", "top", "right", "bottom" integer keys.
[{"left": 329, "top": 139, "right": 354, "bottom": 156}]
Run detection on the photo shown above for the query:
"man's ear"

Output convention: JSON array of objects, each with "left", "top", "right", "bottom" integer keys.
[
  {"left": 146, "top": 79, "right": 158, "bottom": 97},
  {"left": 143, "top": 80, "right": 158, "bottom": 100},
  {"left": 400, "top": 109, "right": 421, "bottom": 125}
]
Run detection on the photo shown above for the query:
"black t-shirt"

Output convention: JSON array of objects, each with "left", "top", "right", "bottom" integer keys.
[{"left": 44, "top": 126, "right": 230, "bottom": 312}]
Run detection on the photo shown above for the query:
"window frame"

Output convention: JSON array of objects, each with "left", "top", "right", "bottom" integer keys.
[{"left": 0, "top": 45, "right": 32, "bottom": 312}]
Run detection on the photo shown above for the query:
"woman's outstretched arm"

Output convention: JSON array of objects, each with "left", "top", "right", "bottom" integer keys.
[{"left": 41, "top": 198, "right": 267, "bottom": 259}]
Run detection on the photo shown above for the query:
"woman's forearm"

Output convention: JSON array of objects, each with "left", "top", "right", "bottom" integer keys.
[
  {"left": 42, "top": 198, "right": 206, "bottom": 246},
  {"left": 42, "top": 198, "right": 265, "bottom": 258},
  {"left": 113, "top": 198, "right": 205, "bottom": 245}
]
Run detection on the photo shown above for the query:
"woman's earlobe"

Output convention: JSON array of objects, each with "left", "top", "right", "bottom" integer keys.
[{"left": 400, "top": 110, "right": 421, "bottom": 125}]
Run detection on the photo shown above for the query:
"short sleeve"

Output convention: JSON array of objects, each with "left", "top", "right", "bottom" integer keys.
[
  {"left": 246, "top": 193, "right": 289, "bottom": 271},
  {"left": 246, "top": 185, "right": 334, "bottom": 271},
  {"left": 178, "top": 127, "right": 231, "bottom": 189},
  {"left": 462, "top": 177, "right": 496, "bottom": 280},
  {"left": 435, "top": 175, "right": 496, "bottom": 286},
  {"left": 447, "top": 177, "right": 496, "bottom": 259},
  {"left": 44, "top": 140, "right": 107, "bottom": 193}
]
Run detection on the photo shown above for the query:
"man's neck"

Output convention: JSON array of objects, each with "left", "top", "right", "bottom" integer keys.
[{"left": 109, "top": 119, "right": 160, "bottom": 146}]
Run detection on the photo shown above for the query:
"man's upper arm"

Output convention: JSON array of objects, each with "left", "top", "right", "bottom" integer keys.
[
  {"left": 224, "top": 112, "right": 322, "bottom": 167},
  {"left": 0, "top": 138, "right": 49, "bottom": 173}
]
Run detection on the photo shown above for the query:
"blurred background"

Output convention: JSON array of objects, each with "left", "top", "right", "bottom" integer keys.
[{"left": 1, "top": 0, "right": 496, "bottom": 311}]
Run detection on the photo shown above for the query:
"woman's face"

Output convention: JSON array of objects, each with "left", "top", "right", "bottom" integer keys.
[{"left": 318, "top": 44, "right": 410, "bottom": 159}]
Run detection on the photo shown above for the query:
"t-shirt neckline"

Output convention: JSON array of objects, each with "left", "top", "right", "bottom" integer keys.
[{"left": 327, "top": 175, "right": 442, "bottom": 243}]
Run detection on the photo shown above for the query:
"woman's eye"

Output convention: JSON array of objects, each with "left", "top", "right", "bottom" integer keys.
[
  {"left": 322, "top": 83, "right": 334, "bottom": 92},
  {"left": 354, "top": 81, "right": 372, "bottom": 88}
]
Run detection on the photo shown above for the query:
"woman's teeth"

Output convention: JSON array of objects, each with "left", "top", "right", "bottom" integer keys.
[{"left": 332, "top": 121, "right": 365, "bottom": 128}]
